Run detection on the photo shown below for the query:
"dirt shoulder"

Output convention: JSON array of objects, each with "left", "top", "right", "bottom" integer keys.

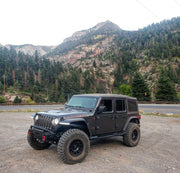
[{"left": 0, "top": 112, "right": 179, "bottom": 173}]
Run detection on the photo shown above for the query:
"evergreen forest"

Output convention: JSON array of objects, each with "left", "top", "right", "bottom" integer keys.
[{"left": 0, "top": 17, "right": 180, "bottom": 103}]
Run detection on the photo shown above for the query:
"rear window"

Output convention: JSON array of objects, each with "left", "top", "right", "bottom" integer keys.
[
  {"left": 116, "top": 100, "right": 126, "bottom": 112},
  {"left": 128, "top": 99, "right": 138, "bottom": 112}
]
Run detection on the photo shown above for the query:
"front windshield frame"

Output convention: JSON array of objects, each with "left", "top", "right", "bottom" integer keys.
[{"left": 66, "top": 96, "right": 99, "bottom": 109}]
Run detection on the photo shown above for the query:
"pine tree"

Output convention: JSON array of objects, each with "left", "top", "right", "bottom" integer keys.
[
  {"left": 13, "top": 96, "right": 22, "bottom": 103},
  {"left": 0, "top": 82, "right": 3, "bottom": 93},
  {"left": 155, "top": 70, "right": 177, "bottom": 101},
  {"left": 93, "top": 60, "right": 97, "bottom": 68},
  {"left": 59, "top": 90, "right": 65, "bottom": 103},
  {"left": 131, "top": 72, "right": 151, "bottom": 101},
  {"left": 49, "top": 85, "right": 58, "bottom": 102}
]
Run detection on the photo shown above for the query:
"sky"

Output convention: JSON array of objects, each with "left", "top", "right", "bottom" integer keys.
[{"left": 0, "top": 0, "right": 180, "bottom": 46}]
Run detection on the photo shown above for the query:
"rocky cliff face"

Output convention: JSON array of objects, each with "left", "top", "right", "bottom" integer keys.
[
  {"left": 49, "top": 35, "right": 115, "bottom": 64},
  {"left": 4, "top": 44, "right": 55, "bottom": 56},
  {"left": 47, "top": 20, "right": 122, "bottom": 64}
]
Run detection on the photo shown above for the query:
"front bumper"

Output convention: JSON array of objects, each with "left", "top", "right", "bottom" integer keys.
[{"left": 28, "top": 125, "right": 58, "bottom": 144}]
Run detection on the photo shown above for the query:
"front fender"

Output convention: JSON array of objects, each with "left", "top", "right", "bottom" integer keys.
[{"left": 59, "top": 118, "right": 91, "bottom": 136}]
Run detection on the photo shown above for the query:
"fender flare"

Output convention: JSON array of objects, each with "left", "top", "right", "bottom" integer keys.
[
  {"left": 123, "top": 116, "right": 140, "bottom": 131},
  {"left": 59, "top": 118, "right": 91, "bottom": 136}
]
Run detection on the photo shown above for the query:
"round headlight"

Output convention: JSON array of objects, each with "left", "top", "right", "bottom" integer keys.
[
  {"left": 52, "top": 118, "right": 59, "bottom": 126},
  {"left": 35, "top": 115, "right": 39, "bottom": 121}
]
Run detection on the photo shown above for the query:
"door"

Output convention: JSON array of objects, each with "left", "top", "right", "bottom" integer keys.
[
  {"left": 114, "top": 99, "right": 127, "bottom": 132},
  {"left": 95, "top": 99, "right": 115, "bottom": 135}
]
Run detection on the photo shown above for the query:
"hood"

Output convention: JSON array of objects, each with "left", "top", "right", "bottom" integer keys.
[{"left": 36, "top": 108, "right": 92, "bottom": 119}]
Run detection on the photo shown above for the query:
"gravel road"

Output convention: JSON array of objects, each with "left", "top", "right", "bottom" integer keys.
[{"left": 0, "top": 112, "right": 179, "bottom": 173}]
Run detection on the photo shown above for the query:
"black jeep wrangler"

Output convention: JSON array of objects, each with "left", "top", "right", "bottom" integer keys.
[{"left": 27, "top": 94, "right": 141, "bottom": 164}]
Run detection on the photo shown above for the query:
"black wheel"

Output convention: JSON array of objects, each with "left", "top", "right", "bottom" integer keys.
[
  {"left": 27, "top": 133, "right": 51, "bottom": 150},
  {"left": 57, "top": 129, "right": 90, "bottom": 164},
  {"left": 123, "top": 123, "right": 140, "bottom": 147}
]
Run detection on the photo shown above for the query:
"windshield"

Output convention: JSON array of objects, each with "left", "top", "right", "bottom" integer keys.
[{"left": 66, "top": 96, "right": 98, "bottom": 109}]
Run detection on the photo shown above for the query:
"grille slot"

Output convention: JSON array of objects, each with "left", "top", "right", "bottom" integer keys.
[{"left": 35, "top": 114, "right": 53, "bottom": 129}]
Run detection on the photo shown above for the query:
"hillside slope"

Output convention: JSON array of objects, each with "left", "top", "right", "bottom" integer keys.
[
  {"left": 45, "top": 21, "right": 123, "bottom": 64},
  {"left": 45, "top": 17, "right": 180, "bottom": 94},
  {"left": 0, "top": 17, "right": 180, "bottom": 102}
]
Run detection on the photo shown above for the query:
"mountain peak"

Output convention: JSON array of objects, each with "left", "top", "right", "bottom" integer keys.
[
  {"left": 93, "top": 20, "right": 121, "bottom": 31},
  {"left": 63, "top": 20, "right": 121, "bottom": 43}
]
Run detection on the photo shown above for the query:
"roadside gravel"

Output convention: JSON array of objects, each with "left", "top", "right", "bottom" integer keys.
[{"left": 0, "top": 112, "right": 179, "bottom": 173}]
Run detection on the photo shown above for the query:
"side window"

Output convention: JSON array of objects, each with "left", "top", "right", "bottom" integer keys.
[
  {"left": 100, "top": 99, "right": 112, "bottom": 112},
  {"left": 128, "top": 99, "right": 138, "bottom": 112},
  {"left": 116, "top": 100, "right": 126, "bottom": 112}
]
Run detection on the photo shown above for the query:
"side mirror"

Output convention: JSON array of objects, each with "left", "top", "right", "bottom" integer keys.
[
  {"left": 97, "top": 106, "right": 106, "bottom": 114},
  {"left": 64, "top": 103, "right": 68, "bottom": 108}
]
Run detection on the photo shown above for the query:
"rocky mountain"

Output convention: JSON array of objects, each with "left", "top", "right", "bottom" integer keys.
[
  {"left": 44, "top": 18, "right": 180, "bottom": 94},
  {"left": 63, "top": 20, "right": 120, "bottom": 43},
  {"left": 46, "top": 20, "right": 123, "bottom": 64},
  {"left": 4, "top": 44, "right": 55, "bottom": 56},
  {"left": 0, "top": 17, "right": 180, "bottom": 103},
  {"left": 1, "top": 20, "right": 120, "bottom": 59}
]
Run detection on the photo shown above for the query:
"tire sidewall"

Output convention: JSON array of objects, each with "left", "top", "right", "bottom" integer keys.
[
  {"left": 58, "top": 129, "right": 90, "bottom": 164},
  {"left": 124, "top": 123, "right": 141, "bottom": 147},
  {"left": 129, "top": 124, "right": 140, "bottom": 146},
  {"left": 66, "top": 134, "right": 88, "bottom": 162}
]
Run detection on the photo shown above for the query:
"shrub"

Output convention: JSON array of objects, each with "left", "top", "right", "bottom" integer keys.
[
  {"left": 25, "top": 98, "right": 35, "bottom": 104},
  {"left": 0, "top": 96, "right": 6, "bottom": 103}
]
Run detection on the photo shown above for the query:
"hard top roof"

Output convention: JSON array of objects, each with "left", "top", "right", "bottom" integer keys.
[{"left": 73, "top": 94, "right": 136, "bottom": 100}]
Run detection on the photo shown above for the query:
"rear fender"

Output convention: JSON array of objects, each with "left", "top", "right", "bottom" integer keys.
[{"left": 123, "top": 116, "right": 140, "bottom": 131}]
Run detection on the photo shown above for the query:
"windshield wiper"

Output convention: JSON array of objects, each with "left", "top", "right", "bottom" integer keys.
[
  {"left": 65, "top": 105, "right": 84, "bottom": 109},
  {"left": 65, "top": 105, "right": 75, "bottom": 108},
  {"left": 75, "top": 106, "right": 86, "bottom": 109}
]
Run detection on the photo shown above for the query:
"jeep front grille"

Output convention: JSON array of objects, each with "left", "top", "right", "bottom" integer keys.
[{"left": 35, "top": 114, "right": 53, "bottom": 130}]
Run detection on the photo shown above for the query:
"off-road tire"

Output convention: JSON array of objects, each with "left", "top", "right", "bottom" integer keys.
[
  {"left": 57, "top": 129, "right": 90, "bottom": 164},
  {"left": 123, "top": 123, "right": 140, "bottom": 147},
  {"left": 27, "top": 133, "right": 51, "bottom": 150}
]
